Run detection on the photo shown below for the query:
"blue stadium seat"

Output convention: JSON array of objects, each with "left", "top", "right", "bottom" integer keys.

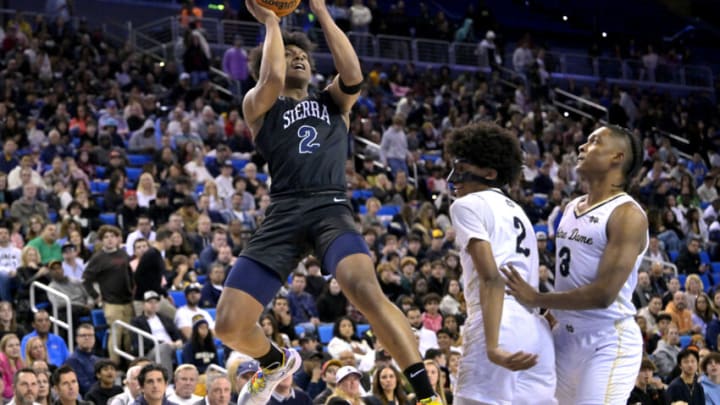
[
  {"left": 91, "top": 309, "right": 108, "bottom": 344},
  {"left": 359, "top": 205, "right": 368, "bottom": 214},
  {"left": 678, "top": 274, "right": 687, "bottom": 289},
  {"left": 356, "top": 323, "right": 370, "bottom": 338},
  {"left": 701, "top": 274, "right": 712, "bottom": 292},
  {"left": 232, "top": 159, "right": 249, "bottom": 171},
  {"left": 256, "top": 173, "right": 269, "bottom": 183},
  {"left": 126, "top": 167, "right": 142, "bottom": 183},
  {"left": 712, "top": 262, "right": 720, "bottom": 274},
  {"left": 669, "top": 250, "right": 679, "bottom": 262},
  {"left": 377, "top": 205, "right": 400, "bottom": 216},
  {"left": 700, "top": 251, "right": 711, "bottom": 265},
  {"left": 205, "top": 308, "right": 216, "bottom": 320},
  {"left": 35, "top": 302, "right": 49, "bottom": 310},
  {"left": 533, "top": 224, "right": 549, "bottom": 236},
  {"left": 169, "top": 291, "right": 186, "bottom": 308},
  {"left": 48, "top": 211, "right": 58, "bottom": 223},
  {"left": 318, "top": 324, "right": 333, "bottom": 344},
  {"left": 680, "top": 335, "right": 692, "bottom": 349},
  {"left": 95, "top": 166, "right": 106, "bottom": 179},
  {"left": 99, "top": 213, "right": 117, "bottom": 225},
  {"left": 421, "top": 154, "right": 442, "bottom": 164},
  {"left": 197, "top": 275, "right": 207, "bottom": 285},
  {"left": 351, "top": 190, "right": 373, "bottom": 201},
  {"left": 176, "top": 349, "right": 183, "bottom": 365},
  {"left": 295, "top": 325, "right": 305, "bottom": 338},
  {"left": 90, "top": 181, "right": 109, "bottom": 194},
  {"left": 195, "top": 184, "right": 205, "bottom": 195},
  {"left": 127, "top": 154, "right": 153, "bottom": 167},
  {"left": 712, "top": 273, "right": 720, "bottom": 285},
  {"left": 533, "top": 195, "right": 548, "bottom": 208},
  {"left": 96, "top": 197, "right": 105, "bottom": 211}
]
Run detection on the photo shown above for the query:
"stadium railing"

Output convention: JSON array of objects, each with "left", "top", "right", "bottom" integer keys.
[
  {"left": 30, "top": 282, "right": 75, "bottom": 353},
  {"left": 112, "top": 320, "right": 162, "bottom": 364}
]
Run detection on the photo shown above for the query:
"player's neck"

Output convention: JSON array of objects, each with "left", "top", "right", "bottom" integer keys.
[
  {"left": 282, "top": 87, "right": 308, "bottom": 101},
  {"left": 583, "top": 175, "right": 625, "bottom": 206}
]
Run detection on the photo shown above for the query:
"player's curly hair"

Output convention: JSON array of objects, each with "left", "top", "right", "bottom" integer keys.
[
  {"left": 605, "top": 124, "right": 643, "bottom": 190},
  {"left": 447, "top": 122, "right": 523, "bottom": 187},
  {"left": 248, "top": 30, "right": 316, "bottom": 81}
]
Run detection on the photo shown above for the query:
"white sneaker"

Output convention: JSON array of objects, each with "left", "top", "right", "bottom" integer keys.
[{"left": 237, "top": 348, "right": 302, "bottom": 405}]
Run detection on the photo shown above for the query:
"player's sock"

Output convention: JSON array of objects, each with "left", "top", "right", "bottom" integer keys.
[
  {"left": 403, "top": 363, "right": 435, "bottom": 401},
  {"left": 256, "top": 344, "right": 285, "bottom": 370}
]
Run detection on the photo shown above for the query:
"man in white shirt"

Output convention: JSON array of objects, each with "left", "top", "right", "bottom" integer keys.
[
  {"left": 125, "top": 215, "right": 156, "bottom": 257},
  {"left": 108, "top": 364, "right": 144, "bottom": 405},
  {"left": 61, "top": 243, "right": 85, "bottom": 283},
  {"left": 0, "top": 220, "right": 21, "bottom": 301},
  {"left": 404, "top": 306, "right": 437, "bottom": 357},
  {"left": 698, "top": 174, "right": 719, "bottom": 204},
  {"left": 196, "top": 374, "right": 231, "bottom": 405},
  {"left": 8, "top": 368, "right": 40, "bottom": 405},
  {"left": 130, "top": 291, "right": 183, "bottom": 375},
  {"left": 167, "top": 365, "right": 202, "bottom": 405},
  {"left": 215, "top": 161, "right": 235, "bottom": 206},
  {"left": 174, "top": 283, "right": 216, "bottom": 340}
]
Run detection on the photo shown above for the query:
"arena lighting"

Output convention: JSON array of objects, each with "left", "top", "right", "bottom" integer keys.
[
  {"left": 562, "top": 15, "right": 568, "bottom": 21},
  {"left": 563, "top": 112, "right": 569, "bottom": 117},
  {"left": 602, "top": 32, "right": 608, "bottom": 38}
]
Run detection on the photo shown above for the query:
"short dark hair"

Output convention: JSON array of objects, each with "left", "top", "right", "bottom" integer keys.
[
  {"left": 701, "top": 351, "right": 720, "bottom": 374},
  {"left": 138, "top": 364, "right": 168, "bottom": 387},
  {"left": 155, "top": 229, "right": 172, "bottom": 241},
  {"left": 51, "top": 365, "right": 76, "bottom": 386},
  {"left": 422, "top": 293, "right": 442, "bottom": 306},
  {"left": 13, "top": 368, "right": 37, "bottom": 387},
  {"left": 639, "top": 358, "right": 656, "bottom": 372},
  {"left": 447, "top": 122, "right": 523, "bottom": 186},
  {"left": 97, "top": 225, "right": 122, "bottom": 240},
  {"left": 248, "top": 31, "right": 316, "bottom": 81},
  {"left": 605, "top": 125, "right": 643, "bottom": 190},
  {"left": 677, "top": 348, "right": 699, "bottom": 364},
  {"left": 94, "top": 359, "right": 117, "bottom": 375}
]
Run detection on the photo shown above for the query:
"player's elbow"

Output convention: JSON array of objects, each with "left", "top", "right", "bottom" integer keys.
[{"left": 593, "top": 289, "right": 617, "bottom": 309}]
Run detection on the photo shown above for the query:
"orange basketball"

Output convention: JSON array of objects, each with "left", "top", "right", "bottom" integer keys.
[{"left": 255, "top": 0, "right": 301, "bottom": 17}]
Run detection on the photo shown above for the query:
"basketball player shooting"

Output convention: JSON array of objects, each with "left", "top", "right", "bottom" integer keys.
[
  {"left": 215, "top": 1, "right": 442, "bottom": 405},
  {"left": 502, "top": 125, "right": 647, "bottom": 403}
]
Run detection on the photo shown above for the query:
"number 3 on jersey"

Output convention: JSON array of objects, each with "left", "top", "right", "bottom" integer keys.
[
  {"left": 298, "top": 125, "right": 320, "bottom": 154},
  {"left": 558, "top": 246, "right": 571, "bottom": 277}
]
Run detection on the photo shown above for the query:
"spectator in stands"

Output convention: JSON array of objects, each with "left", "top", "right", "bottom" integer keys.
[
  {"left": 8, "top": 156, "right": 44, "bottom": 191},
  {"left": 327, "top": 317, "right": 371, "bottom": 364},
  {"left": 287, "top": 272, "right": 320, "bottom": 336},
  {"left": 84, "top": 359, "right": 123, "bottom": 405},
  {"left": 52, "top": 365, "right": 93, "bottom": 405},
  {"left": 420, "top": 293, "right": 442, "bottom": 333},
  {"left": 167, "top": 365, "right": 201, "bottom": 405},
  {"left": 627, "top": 358, "right": 667, "bottom": 404},
  {"left": 666, "top": 290, "right": 695, "bottom": 335},
  {"left": 638, "top": 295, "right": 664, "bottom": 336},
  {"left": 198, "top": 230, "right": 227, "bottom": 274},
  {"left": 315, "top": 278, "right": 348, "bottom": 325},
  {"left": 0, "top": 334, "right": 22, "bottom": 401},
  {"left": 260, "top": 314, "right": 290, "bottom": 349},
  {"left": 135, "top": 364, "right": 173, "bottom": 405},
  {"left": 133, "top": 230, "right": 175, "bottom": 319},
  {"left": 199, "top": 373, "right": 231, "bottom": 405},
  {"left": 265, "top": 374, "right": 308, "bottom": 405},
  {"left": 380, "top": 114, "right": 409, "bottom": 178},
  {"left": 700, "top": 351, "right": 720, "bottom": 403},
  {"left": 10, "top": 184, "right": 48, "bottom": 231},
  {"left": 107, "top": 363, "right": 146, "bottom": 405},
  {"left": 325, "top": 366, "right": 365, "bottom": 405},
  {"left": 63, "top": 324, "right": 98, "bottom": 396},
  {"left": 647, "top": 262, "right": 669, "bottom": 297},
  {"left": 183, "top": 30, "right": 211, "bottom": 87},
  {"left": 26, "top": 224, "right": 61, "bottom": 265},
  {"left": 692, "top": 292, "right": 715, "bottom": 337},
  {"left": 181, "top": 315, "right": 219, "bottom": 374},
  {"left": 698, "top": 174, "right": 719, "bottom": 204},
  {"left": 404, "top": 306, "right": 437, "bottom": 357},
  {"left": 633, "top": 271, "right": 653, "bottom": 310},
  {"left": 47, "top": 260, "right": 92, "bottom": 330},
  {"left": 131, "top": 291, "right": 183, "bottom": 375},
  {"left": 222, "top": 36, "right": 248, "bottom": 97},
  {"left": 223, "top": 193, "right": 256, "bottom": 232},
  {"left": 82, "top": 225, "right": 133, "bottom": 364},
  {"left": 0, "top": 303, "right": 25, "bottom": 342},
  {"left": 267, "top": 296, "right": 298, "bottom": 345},
  {"left": 653, "top": 322, "right": 681, "bottom": 380},
  {"left": 676, "top": 237, "right": 710, "bottom": 277},
  {"left": 61, "top": 243, "right": 85, "bottom": 283},
  {"left": 369, "top": 365, "right": 407, "bottom": 405},
  {"left": 20, "top": 310, "right": 68, "bottom": 367},
  {"left": 0, "top": 221, "right": 20, "bottom": 302},
  {"left": 125, "top": 215, "right": 156, "bottom": 258},
  {"left": 667, "top": 348, "right": 705, "bottom": 403},
  {"left": 174, "top": 283, "right": 215, "bottom": 340},
  {"left": 228, "top": 359, "right": 259, "bottom": 404},
  {"left": 9, "top": 368, "right": 38, "bottom": 405},
  {"left": 149, "top": 190, "right": 174, "bottom": 226},
  {"left": 200, "top": 263, "right": 224, "bottom": 309},
  {"left": 663, "top": 277, "right": 681, "bottom": 308}
]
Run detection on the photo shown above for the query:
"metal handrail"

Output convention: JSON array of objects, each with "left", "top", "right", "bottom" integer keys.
[
  {"left": 111, "top": 320, "right": 162, "bottom": 364},
  {"left": 30, "top": 282, "right": 74, "bottom": 353},
  {"left": 554, "top": 88, "right": 609, "bottom": 121},
  {"left": 641, "top": 256, "right": 678, "bottom": 277}
]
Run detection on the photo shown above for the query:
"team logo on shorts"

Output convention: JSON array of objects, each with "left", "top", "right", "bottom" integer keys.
[{"left": 565, "top": 324, "right": 574, "bottom": 333}]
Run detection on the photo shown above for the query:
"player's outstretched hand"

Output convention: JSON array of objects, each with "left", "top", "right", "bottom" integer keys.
[
  {"left": 308, "top": 0, "right": 328, "bottom": 15},
  {"left": 245, "top": 0, "right": 280, "bottom": 24},
  {"left": 501, "top": 263, "right": 539, "bottom": 307},
  {"left": 487, "top": 347, "right": 538, "bottom": 371}
]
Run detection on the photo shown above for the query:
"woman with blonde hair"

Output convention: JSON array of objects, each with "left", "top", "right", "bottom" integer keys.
[
  {"left": 0, "top": 302, "right": 26, "bottom": 339},
  {"left": 684, "top": 274, "right": 705, "bottom": 310},
  {"left": 136, "top": 172, "right": 157, "bottom": 208},
  {"left": 202, "top": 180, "right": 224, "bottom": 211},
  {"left": 25, "top": 336, "right": 52, "bottom": 366},
  {"left": 361, "top": 197, "right": 382, "bottom": 229},
  {"left": 423, "top": 360, "right": 447, "bottom": 405},
  {"left": 15, "top": 247, "right": 50, "bottom": 324},
  {"left": 0, "top": 333, "right": 23, "bottom": 400}
]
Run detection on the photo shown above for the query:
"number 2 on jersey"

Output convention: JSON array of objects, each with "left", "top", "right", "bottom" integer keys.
[
  {"left": 298, "top": 125, "right": 320, "bottom": 154},
  {"left": 512, "top": 216, "right": 530, "bottom": 257}
]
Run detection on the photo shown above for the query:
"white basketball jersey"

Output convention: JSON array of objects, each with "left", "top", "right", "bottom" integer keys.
[
  {"left": 553, "top": 193, "right": 647, "bottom": 326},
  {"left": 450, "top": 189, "right": 539, "bottom": 318}
]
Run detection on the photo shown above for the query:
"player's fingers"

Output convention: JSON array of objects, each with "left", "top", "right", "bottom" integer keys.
[{"left": 500, "top": 266, "right": 514, "bottom": 281}]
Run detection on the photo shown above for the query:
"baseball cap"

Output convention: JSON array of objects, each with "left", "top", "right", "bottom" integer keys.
[
  {"left": 536, "top": 231, "right": 548, "bottom": 241},
  {"left": 192, "top": 314, "right": 208, "bottom": 327},
  {"left": 180, "top": 72, "right": 191, "bottom": 81},
  {"left": 321, "top": 359, "right": 342, "bottom": 374},
  {"left": 185, "top": 283, "right": 202, "bottom": 294},
  {"left": 124, "top": 190, "right": 137, "bottom": 199},
  {"left": 222, "top": 160, "right": 233, "bottom": 168},
  {"left": 61, "top": 243, "right": 76, "bottom": 253},
  {"left": 236, "top": 360, "right": 259, "bottom": 376},
  {"left": 335, "top": 366, "right": 362, "bottom": 383},
  {"left": 431, "top": 229, "right": 444, "bottom": 239},
  {"left": 105, "top": 100, "right": 117, "bottom": 108},
  {"left": 144, "top": 291, "right": 160, "bottom": 302}
]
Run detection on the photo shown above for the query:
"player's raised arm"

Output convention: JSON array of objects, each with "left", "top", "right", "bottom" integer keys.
[
  {"left": 309, "top": 0, "right": 363, "bottom": 113},
  {"left": 242, "top": 0, "right": 284, "bottom": 135},
  {"left": 503, "top": 202, "right": 648, "bottom": 309}
]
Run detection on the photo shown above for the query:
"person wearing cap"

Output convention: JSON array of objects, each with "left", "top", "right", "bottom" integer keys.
[
  {"left": 61, "top": 242, "right": 85, "bottom": 283},
  {"left": 181, "top": 314, "right": 221, "bottom": 374},
  {"left": 167, "top": 365, "right": 201, "bottom": 405},
  {"left": 229, "top": 359, "right": 259, "bottom": 403},
  {"left": 698, "top": 174, "right": 719, "bottom": 204},
  {"left": 174, "top": 283, "right": 215, "bottom": 340},
  {"left": 149, "top": 189, "right": 174, "bottom": 226},
  {"left": 535, "top": 231, "right": 554, "bottom": 271},
  {"left": 130, "top": 290, "right": 183, "bottom": 375},
  {"left": 311, "top": 359, "right": 342, "bottom": 405},
  {"left": 424, "top": 229, "right": 447, "bottom": 262},
  {"left": 477, "top": 30, "right": 501, "bottom": 68},
  {"left": 205, "top": 144, "right": 232, "bottom": 178},
  {"left": 325, "top": 366, "right": 366, "bottom": 405},
  {"left": 47, "top": 259, "right": 92, "bottom": 328},
  {"left": 119, "top": 190, "right": 148, "bottom": 233}
]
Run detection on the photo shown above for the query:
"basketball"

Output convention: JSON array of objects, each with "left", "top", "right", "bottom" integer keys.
[{"left": 255, "top": 0, "right": 301, "bottom": 17}]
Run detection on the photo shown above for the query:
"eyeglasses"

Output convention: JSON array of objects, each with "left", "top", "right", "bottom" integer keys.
[{"left": 77, "top": 334, "right": 94, "bottom": 338}]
